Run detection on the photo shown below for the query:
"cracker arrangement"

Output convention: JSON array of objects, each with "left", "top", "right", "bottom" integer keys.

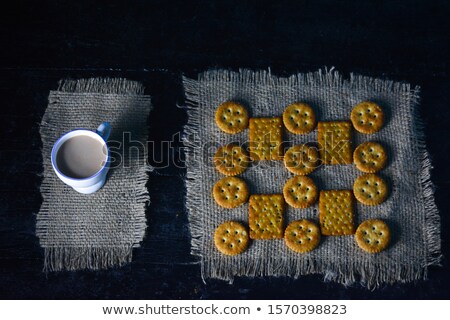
[{"left": 213, "top": 100, "right": 391, "bottom": 255}]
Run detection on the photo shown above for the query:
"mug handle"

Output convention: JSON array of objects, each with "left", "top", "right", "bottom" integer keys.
[{"left": 96, "top": 122, "right": 111, "bottom": 141}]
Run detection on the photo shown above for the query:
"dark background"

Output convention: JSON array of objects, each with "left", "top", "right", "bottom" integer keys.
[{"left": 0, "top": 0, "right": 449, "bottom": 299}]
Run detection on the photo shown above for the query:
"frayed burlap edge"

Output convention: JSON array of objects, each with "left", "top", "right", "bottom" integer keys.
[{"left": 58, "top": 77, "right": 145, "bottom": 95}]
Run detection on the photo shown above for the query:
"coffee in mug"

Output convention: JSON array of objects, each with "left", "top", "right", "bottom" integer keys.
[{"left": 56, "top": 135, "right": 107, "bottom": 179}]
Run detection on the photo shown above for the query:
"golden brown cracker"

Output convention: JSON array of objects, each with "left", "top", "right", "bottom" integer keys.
[
  {"left": 283, "top": 102, "right": 316, "bottom": 134},
  {"left": 284, "top": 220, "right": 321, "bottom": 253},
  {"left": 353, "top": 142, "right": 387, "bottom": 173},
  {"left": 353, "top": 174, "right": 388, "bottom": 206},
  {"left": 355, "top": 219, "right": 390, "bottom": 253},
  {"left": 283, "top": 176, "right": 318, "bottom": 208},
  {"left": 213, "top": 177, "right": 249, "bottom": 208},
  {"left": 249, "top": 117, "right": 283, "bottom": 161},
  {"left": 351, "top": 101, "right": 383, "bottom": 134},
  {"left": 215, "top": 101, "right": 249, "bottom": 134},
  {"left": 214, "top": 221, "right": 249, "bottom": 255},
  {"left": 284, "top": 144, "right": 319, "bottom": 175},
  {"left": 319, "top": 190, "right": 355, "bottom": 236},
  {"left": 213, "top": 144, "right": 249, "bottom": 176},
  {"left": 249, "top": 194, "right": 284, "bottom": 239},
  {"left": 318, "top": 121, "right": 352, "bottom": 165}
]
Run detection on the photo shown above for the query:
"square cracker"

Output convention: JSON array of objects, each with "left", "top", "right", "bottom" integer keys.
[
  {"left": 318, "top": 121, "right": 352, "bottom": 165},
  {"left": 249, "top": 117, "right": 282, "bottom": 161},
  {"left": 319, "top": 190, "right": 355, "bottom": 236},
  {"left": 249, "top": 194, "right": 284, "bottom": 239}
]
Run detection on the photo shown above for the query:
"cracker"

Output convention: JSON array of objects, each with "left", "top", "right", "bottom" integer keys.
[
  {"left": 249, "top": 117, "right": 283, "bottom": 161},
  {"left": 214, "top": 221, "right": 249, "bottom": 255},
  {"left": 213, "top": 144, "right": 249, "bottom": 176},
  {"left": 215, "top": 101, "right": 249, "bottom": 134},
  {"left": 318, "top": 121, "right": 352, "bottom": 165},
  {"left": 284, "top": 144, "right": 319, "bottom": 175},
  {"left": 355, "top": 219, "right": 390, "bottom": 253},
  {"left": 350, "top": 101, "right": 383, "bottom": 134},
  {"left": 353, "top": 174, "right": 388, "bottom": 206},
  {"left": 319, "top": 190, "right": 355, "bottom": 236},
  {"left": 353, "top": 142, "right": 387, "bottom": 173},
  {"left": 284, "top": 220, "right": 321, "bottom": 253},
  {"left": 249, "top": 194, "right": 284, "bottom": 239},
  {"left": 283, "top": 102, "right": 316, "bottom": 134},
  {"left": 283, "top": 176, "right": 318, "bottom": 208},
  {"left": 213, "top": 177, "right": 249, "bottom": 208}
]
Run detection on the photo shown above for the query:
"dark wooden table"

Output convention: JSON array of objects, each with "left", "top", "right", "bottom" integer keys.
[{"left": 0, "top": 0, "right": 449, "bottom": 299}]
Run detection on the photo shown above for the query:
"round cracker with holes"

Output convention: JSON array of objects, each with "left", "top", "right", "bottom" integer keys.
[
  {"left": 213, "top": 177, "right": 249, "bottom": 208},
  {"left": 284, "top": 144, "right": 319, "bottom": 175},
  {"left": 215, "top": 101, "right": 249, "bottom": 134},
  {"left": 355, "top": 219, "right": 390, "bottom": 253},
  {"left": 284, "top": 220, "right": 321, "bottom": 253},
  {"left": 283, "top": 102, "right": 316, "bottom": 134},
  {"left": 351, "top": 101, "right": 383, "bottom": 134},
  {"left": 213, "top": 144, "right": 249, "bottom": 176},
  {"left": 353, "top": 142, "right": 387, "bottom": 173},
  {"left": 214, "top": 221, "right": 249, "bottom": 255},
  {"left": 353, "top": 174, "right": 388, "bottom": 205},
  {"left": 283, "top": 176, "right": 318, "bottom": 208}
]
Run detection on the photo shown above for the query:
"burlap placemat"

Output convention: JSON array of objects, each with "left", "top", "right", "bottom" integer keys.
[
  {"left": 37, "top": 78, "right": 152, "bottom": 271},
  {"left": 183, "top": 69, "right": 441, "bottom": 288}
]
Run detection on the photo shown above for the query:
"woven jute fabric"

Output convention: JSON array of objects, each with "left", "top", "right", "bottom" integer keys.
[
  {"left": 37, "top": 78, "right": 152, "bottom": 271},
  {"left": 183, "top": 69, "right": 441, "bottom": 288}
]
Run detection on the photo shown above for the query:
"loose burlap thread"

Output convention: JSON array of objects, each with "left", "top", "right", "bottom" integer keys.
[
  {"left": 37, "top": 78, "right": 152, "bottom": 271},
  {"left": 183, "top": 69, "right": 441, "bottom": 288}
]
